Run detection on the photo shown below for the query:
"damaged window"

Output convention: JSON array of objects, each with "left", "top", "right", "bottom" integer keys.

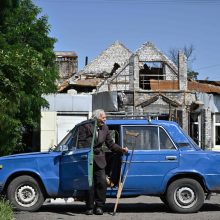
[{"left": 139, "top": 62, "right": 165, "bottom": 90}]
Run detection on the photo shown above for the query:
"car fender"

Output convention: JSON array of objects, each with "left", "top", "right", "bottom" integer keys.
[
  {"left": 2, "top": 168, "right": 47, "bottom": 193},
  {"left": 161, "top": 169, "right": 208, "bottom": 194}
]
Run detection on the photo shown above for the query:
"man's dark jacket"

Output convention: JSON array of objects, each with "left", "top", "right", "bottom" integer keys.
[{"left": 78, "top": 121, "right": 123, "bottom": 169}]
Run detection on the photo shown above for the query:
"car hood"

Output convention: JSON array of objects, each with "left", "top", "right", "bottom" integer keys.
[{"left": 0, "top": 151, "right": 60, "bottom": 160}]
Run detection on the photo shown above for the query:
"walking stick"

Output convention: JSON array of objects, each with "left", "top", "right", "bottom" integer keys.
[{"left": 113, "top": 130, "right": 139, "bottom": 216}]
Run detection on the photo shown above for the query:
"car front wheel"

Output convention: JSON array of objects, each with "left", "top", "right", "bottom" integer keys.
[
  {"left": 7, "top": 175, "right": 45, "bottom": 211},
  {"left": 160, "top": 195, "right": 168, "bottom": 206},
  {"left": 166, "top": 178, "right": 205, "bottom": 213}
]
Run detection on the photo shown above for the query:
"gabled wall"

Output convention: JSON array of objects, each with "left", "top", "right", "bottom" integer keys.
[{"left": 80, "top": 41, "right": 132, "bottom": 75}]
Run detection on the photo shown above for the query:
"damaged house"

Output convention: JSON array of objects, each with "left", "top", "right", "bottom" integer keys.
[{"left": 42, "top": 41, "right": 220, "bottom": 151}]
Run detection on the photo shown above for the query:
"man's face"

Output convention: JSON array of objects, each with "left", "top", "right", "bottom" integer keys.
[{"left": 97, "top": 112, "right": 106, "bottom": 126}]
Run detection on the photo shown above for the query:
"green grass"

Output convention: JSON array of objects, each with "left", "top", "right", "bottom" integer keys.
[{"left": 0, "top": 198, "right": 14, "bottom": 220}]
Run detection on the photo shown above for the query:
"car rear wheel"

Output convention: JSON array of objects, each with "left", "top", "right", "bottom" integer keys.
[
  {"left": 166, "top": 178, "right": 204, "bottom": 213},
  {"left": 7, "top": 175, "right": 45, "bottom": 211}
]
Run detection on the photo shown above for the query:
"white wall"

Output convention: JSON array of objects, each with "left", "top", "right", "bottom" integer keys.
[
  {"left": 41, "top": 94, "right": 92, "bottom": 151},
  {"left": 41, "top": 111, "right": 57, "bottom": 152},
  {"left": 57, "top": 115, "right": 88, "bottom": 143}
]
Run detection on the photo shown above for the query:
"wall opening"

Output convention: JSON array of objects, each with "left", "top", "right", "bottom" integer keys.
[{"left": 139, "top": 62, "right": 165, "bottom": 90}]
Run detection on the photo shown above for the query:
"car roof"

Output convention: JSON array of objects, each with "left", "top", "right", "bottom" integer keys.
[
  {"left": 106, "top": 119, "right": 195, "bottom": 147},
  {"left": 106, "top": 119, "right": 178, "bottom": 126}
]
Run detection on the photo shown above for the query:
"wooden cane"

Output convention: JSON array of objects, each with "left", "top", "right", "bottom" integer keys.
[{"left": 112, "top": 130, "right": 139, "bottom": 216}]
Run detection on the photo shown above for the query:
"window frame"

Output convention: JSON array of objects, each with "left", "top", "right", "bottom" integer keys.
[
  {"left": 213, "top": 113, "right": 220, "bottom": 148},
  {"left": 121, "top": 125, "right": 177, "bottom": 151}
]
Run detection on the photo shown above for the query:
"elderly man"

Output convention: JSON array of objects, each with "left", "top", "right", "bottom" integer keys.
[{"left": 84, "top": 109, "right": 128, "bottom": 215}]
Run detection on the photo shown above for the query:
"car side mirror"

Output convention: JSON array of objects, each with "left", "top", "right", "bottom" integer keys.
[{"left": 59, "top": 144, "right": 69, "bottom": 152}]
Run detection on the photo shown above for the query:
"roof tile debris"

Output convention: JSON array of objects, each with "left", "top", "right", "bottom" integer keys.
[{"left": 150, "top": 80, "right": 220, "bottom": 94}]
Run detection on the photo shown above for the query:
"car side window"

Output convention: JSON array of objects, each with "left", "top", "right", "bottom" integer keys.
[
  {"left": 159, "top": 127, "right": 176, "bottom": 150},
  {"left": 122, "top": 125, "right": 176, "bottom": 150},
  {"left": 123, "top": 126, "right": 159, "bottom": 150}
]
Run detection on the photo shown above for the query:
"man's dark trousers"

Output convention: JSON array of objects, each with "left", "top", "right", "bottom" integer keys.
[{"left": 86, "top": 163, "right": 107, "bottom": 210}]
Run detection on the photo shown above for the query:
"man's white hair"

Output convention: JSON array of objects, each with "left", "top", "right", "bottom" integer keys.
[{"left": 92, "top": 109, "right": 105, "bottom": 119}]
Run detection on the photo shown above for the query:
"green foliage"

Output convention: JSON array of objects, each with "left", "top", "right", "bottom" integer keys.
[
  {"left": 0, "top": 0, "right": 59, "bottom": 155},
  {"left": 0, "top": 0, "right": 19, "bottom": 25},
  {"left": 0, "top": 197, "right": 14, "bottom": 220},
  {"left": 187, "top": 70, "right": 199, "bottom": 80}
]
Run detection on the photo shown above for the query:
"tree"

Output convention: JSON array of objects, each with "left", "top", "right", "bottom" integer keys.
[
  {"left": 0, "top": 0, "right": 59, "bottom": 155},
  {"left": 187, "top": 70, "right": 199, "bottom": 81},
  {"left": 168, "top": 44, "right": 199, "bottom": 80}
]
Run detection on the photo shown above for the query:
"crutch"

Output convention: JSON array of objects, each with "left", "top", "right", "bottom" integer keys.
[{"left": 113, "top": 130, "right": 139, "bottom": 216}]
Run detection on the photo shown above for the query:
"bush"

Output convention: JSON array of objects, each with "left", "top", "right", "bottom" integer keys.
[{"left": 0, "top": 198, "right": 14, "bottom": 220}]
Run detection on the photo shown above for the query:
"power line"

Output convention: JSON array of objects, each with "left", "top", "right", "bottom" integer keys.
[
  {"left": 195, "top": 64, "right": 220, "bottom": 71},
  {"left": 33, "top": 0, "right": 220, "bottom": 4}
]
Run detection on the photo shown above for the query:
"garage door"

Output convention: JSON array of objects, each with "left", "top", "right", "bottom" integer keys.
[{"left": 57, "top": 115, "right": 88, "bottom": 143}]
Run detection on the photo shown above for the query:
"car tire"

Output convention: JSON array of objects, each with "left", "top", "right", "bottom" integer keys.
[
  {"left": 7, "top": 175, "right": 45, "bottom": 211},
  {"left": 160, "top": 195, "right": 168, "bottom": 206},
  {"left": 166, "top": 178, "right": 204, "bottom": 213}
]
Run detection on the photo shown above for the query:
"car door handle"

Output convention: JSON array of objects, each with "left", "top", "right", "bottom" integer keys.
[
  {"left": 166, "top": 156, "right": 177, "bottom": 161},
  {"left": 81, "top": 155, "right": 88, "bottom": 160}
]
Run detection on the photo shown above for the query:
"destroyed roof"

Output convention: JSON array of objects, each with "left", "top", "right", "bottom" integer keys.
[
  {"left": 150, "top": 79, "right": 220, "bottom": 94},
  {"left": 135, "top": 42, "right": 178, "bottom": 74},
  {"left": 71, "top": 78, "right": 101, "bottom": 87},
  {"left": 79, "top": 41, "right": 133, "bottom": 75},
  {"left": 188, "top": 80, "right": 220, "bottom": 94},
  {"left": 196, "top": 80, "right": 220, "bottom": 87},
  {"left": 57, "top": 41, "right": 219, "bottom": 95},
  {"left": 57, "top": 79, "right": 68, "bottom": 92}
]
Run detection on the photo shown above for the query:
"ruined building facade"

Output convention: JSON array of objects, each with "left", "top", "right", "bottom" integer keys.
[{"left": 58, "top": 41, "right": 220, "bottom": 151}]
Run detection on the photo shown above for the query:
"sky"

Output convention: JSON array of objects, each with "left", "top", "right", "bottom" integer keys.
[{"left": 32, "top": 0, "right": 220, "bottom": 81}]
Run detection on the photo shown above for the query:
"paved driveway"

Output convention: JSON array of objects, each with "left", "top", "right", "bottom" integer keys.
[{"left": 14, "top": 195, "right": 220, "bottom": 220}]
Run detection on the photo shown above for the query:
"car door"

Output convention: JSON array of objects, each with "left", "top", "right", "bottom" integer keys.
[
  {"left": 121, "top": 125, "right": 180, "bottom": 195},
  {"left": 59, "top": 119, "right": 96, "bottom": 193}
]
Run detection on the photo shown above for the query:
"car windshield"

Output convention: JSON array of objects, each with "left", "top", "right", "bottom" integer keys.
[{"left": 53, "top": 131, "right": 73, "bottom": 152}]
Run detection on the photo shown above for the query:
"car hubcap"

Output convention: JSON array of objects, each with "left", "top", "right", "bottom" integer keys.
[
  {"left": 15, "top": 185, "right": 38, "bottom": 207},
  {"left": 174, "top": 187, "right": 197, "bottom": 208}
]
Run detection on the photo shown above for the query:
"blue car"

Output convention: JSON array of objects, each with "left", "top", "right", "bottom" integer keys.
[{"left": 1, "top": 119, "right": 220, "bottom": 213}]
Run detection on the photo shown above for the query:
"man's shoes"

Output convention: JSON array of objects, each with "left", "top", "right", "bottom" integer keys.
[
  {"left": 95, "top": 207, "right": 103, "bottom": 215},
  {"left": 85, "top": 209, "right": 93, "bottom": 215}
]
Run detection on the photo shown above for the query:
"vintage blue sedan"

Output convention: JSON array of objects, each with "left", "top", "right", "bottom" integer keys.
[{"left": 1, "top": 119, "right": 220, "bottom": 213}]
